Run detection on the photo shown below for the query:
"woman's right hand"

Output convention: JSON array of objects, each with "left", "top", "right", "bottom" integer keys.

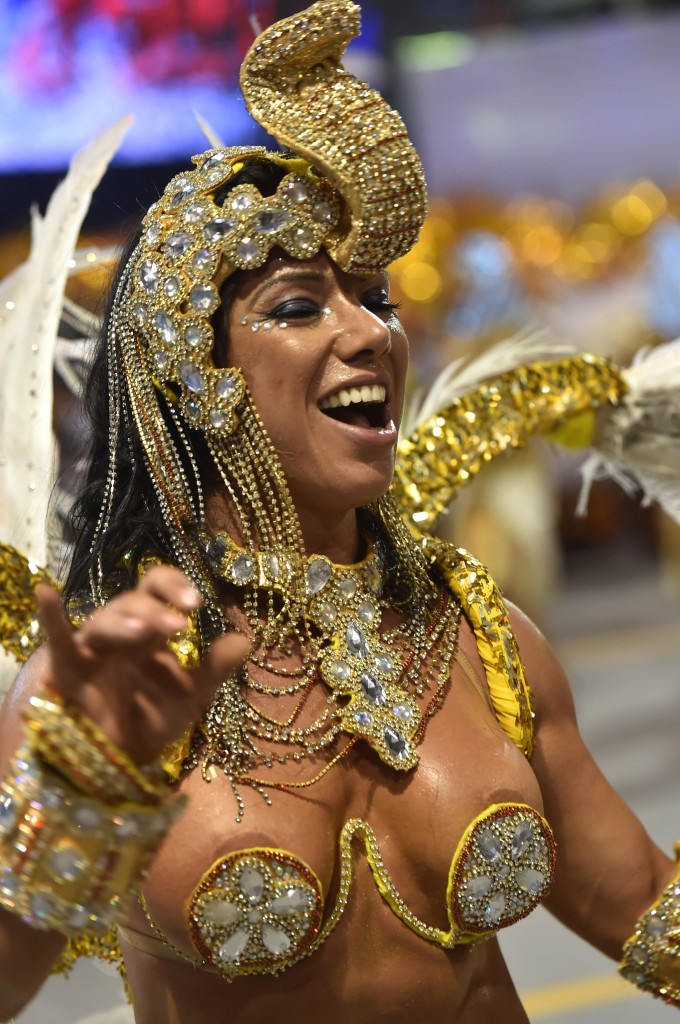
[{"left": 35, "top": 565, "right": 248, "bottom": 765}]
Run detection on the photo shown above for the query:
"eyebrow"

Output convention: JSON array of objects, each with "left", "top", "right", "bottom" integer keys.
[{"left": 248, "top": 270, "right": 327, "bottom": 306}]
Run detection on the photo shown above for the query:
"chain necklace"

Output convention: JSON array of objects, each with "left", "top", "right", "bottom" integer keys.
[{"left": 195, "top": 529, "right": 460, "bottom": 780}]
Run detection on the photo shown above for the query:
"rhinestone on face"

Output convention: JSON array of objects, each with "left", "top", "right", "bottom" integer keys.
[
  {"left": 346, "top": 621, "right": 368, "bottom": 657},
  {"left": 477, "top": 830, "right": 503, "bottom": 863},
  {"left": 218, "top": 928, "right": 249, "bottom": 962},
  {"left": 360, "top": 672, "right": 385, "bottom": 705},
  {"left": 179, "top": 361, "right": 205, "bottom": 394},
  {"left": 238, "top": 865, "right": 265, "bottom": 903},
  {"left": 307, "top": 558, "right": 331, "bottom": 595},
  {"left": 261, "top": 924, "right": 291, "bottom": 955}
]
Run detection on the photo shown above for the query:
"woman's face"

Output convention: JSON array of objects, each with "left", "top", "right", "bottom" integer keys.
[{"left": 223, "top": 251, "right": 408, "bottom": 519}]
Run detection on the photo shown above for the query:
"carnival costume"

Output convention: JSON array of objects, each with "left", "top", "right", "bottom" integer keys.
[{"left": 0, "top": 0, "right": 679, "bottom": 1008}]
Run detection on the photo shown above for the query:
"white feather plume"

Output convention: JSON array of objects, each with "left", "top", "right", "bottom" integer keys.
[{"left": 402, "top": 331, "right": 574, "bottom": 437}]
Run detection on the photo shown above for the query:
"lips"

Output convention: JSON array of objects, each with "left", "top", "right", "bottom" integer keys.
[{"left": 318, "top": 383, "right": 391, "bottom": 430}]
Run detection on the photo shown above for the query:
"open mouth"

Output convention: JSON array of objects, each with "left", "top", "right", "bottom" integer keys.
[{"left": 319, "top": 385, "right": 390, "bottom": 430}]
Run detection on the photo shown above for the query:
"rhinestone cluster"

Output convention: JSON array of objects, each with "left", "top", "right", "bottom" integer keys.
[
  {"left": 620, "top": 857, "right": 680, "bottom": 1006},
  {"left": 189, "top": 849, "right": 323, "bottom": 978},
  {"left": 449, "top": 805, "right": 556, "bottom": 936},
  {"left": 129, "top": 151, "right": 341, "bottom": 433}
]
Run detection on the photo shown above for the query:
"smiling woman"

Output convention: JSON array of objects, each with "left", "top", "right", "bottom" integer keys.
[{"left": 0, "top": 2, "right": 679, "bottom": 1023}]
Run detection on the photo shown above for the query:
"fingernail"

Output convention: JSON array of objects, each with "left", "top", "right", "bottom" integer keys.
[{"left": 180, "top": 587, "right": 202, "bottom": 609}]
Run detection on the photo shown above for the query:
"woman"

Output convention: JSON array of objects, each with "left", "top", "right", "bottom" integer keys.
[{"left": 0, "top": 2, "right": 677, "bottom": 1021}]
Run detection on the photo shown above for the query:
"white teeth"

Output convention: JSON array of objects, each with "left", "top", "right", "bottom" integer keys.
[{"left": 319, "top": 384, "right": 386, "bottom": 411}]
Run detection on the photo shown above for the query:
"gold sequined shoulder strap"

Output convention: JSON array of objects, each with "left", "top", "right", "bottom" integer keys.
[
  {"left": 426, "top": 539, "right": 534, "bottom": 758},
  {"left": 0, "top": 542, "right": 51, "bottom": 665}
]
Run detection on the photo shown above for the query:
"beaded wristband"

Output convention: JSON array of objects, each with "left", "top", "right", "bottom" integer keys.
[
  {"left": 0, "top": 746, "right": 181, "bottom": 936},
  {"left": 619, "top": 850, "right": 680, "bottom": 1007},
  {"left": 24, "top": 692, "right": 167, "bottom": 806}
]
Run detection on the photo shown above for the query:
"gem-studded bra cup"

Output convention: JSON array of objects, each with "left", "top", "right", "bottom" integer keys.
[{"left": 164, "top": 801, "right": 556, "bottom": 980}]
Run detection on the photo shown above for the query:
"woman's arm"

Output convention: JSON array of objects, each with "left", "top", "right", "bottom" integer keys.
[
  {"left": 509, "top": 602, "right": 675, "bottom": 958},
  {"left": 0, "top": 567, "right": 247, "bottom": 1021}
]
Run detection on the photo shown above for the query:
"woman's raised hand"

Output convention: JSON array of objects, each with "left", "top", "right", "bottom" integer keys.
[{"left": 36, "top": 565, "right": 248, "bottom": 765}]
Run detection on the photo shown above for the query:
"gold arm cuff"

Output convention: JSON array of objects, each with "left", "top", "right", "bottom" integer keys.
[
  {"left": 24, "top": 692, "right": 168, "bottom": 806},
  {"left": 619, "top": 851, "right": 680, "bottom": 1007},
  {"left": 0, "top": 746, "right": 181, "bottom": 937}
]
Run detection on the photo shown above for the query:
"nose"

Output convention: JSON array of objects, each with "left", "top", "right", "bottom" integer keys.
[{"left": 330, "top": 299, "right": 392, "bottom": 362}]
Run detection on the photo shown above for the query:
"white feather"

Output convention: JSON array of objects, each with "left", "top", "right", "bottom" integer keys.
[{"left": 402, "top": 331, "right": 574, "bottom": 437}]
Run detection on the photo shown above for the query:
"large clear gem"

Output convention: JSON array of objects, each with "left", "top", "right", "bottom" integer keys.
[
  {"left": 71, "top": 802, "right": 102, "bottom": 829},
  {"left": 346, "top": 622, "right": 368, "bottom": 657},
  {"left": 216, "top": 373, "right": 238, "bottom": 399},
  {"left": 477, "top": 830, "right": 503, "bottom": 863},
  {"left": 286, "top": 179, "right": 310, "bottom": 203},
  {"left": 268, "top": 887, "right": 309, "bottom": 915},
  {"left": 392, "top": 704, "right": 412, "bottom": 720},
  {"left": 202, "top": 153, "right": 226, "bottom": 173},
  {"left": 133, "top": 302, "right": 149, "bottom": 325},
  {"left": 325, "top": 658, "right": 350, "bottom": 683},
  {"left": 236, "top": 237, "right": 259, "bottom": 262},
  {"left": 206, "top": 534, "right": 229, "bottom": 566},
  {"left": 354, "top": 710, "right": 373, "bottom": 728},
  {"left": 465, "top": 875, "right": 493, "bottom": 899},
  {"left": 30, "top": 892, "right": 56, "bottom": 921},
  {"left": 185, "top": 324, "right": 202, "bottom": 348},
  {"left": 185, "top": 203, "right": 207, "bottom": 224},
  {"left": 144, "top": 223, "right": 161, "bottom": 245},
  {"left": 337, "top": 578, "right": 356, "bottom": 602},
  {"left": 307, "top": 558, "right": 331, "bottom": 594},
  {"left": 169, "top": 180, "right": 195, "bottom": 206},
  {"left": 484, "top": 892, "right": 506, "bottom": 924},
  {"left": 202, "top": 898, "right": 241, "bottom": 926},
  {"left": 231, "top": 193, "right": 254, "bottom": 213},
  {"left": 153, "top": 352, "right": 169, "bottom": 373},
  {"left": 218, "top": 928, "right": 249, "bottom": 961},
  {"left": 255, "top": 209, "right": 289, "bottom": 233},
  {"left": 164, "top": 276, "right": 181, "bottom": 300},
  {"left": 374, "top": 654, "right": 394, "bottom": 675},
  {"left": 0, "top": 795, "right": 18, "bottom": 835},
  {"left": 312, "top": 199, "right": 334, "bottom": 223},
  {"left": 646, "top": 914, "right": 666, "bottom": 938},
  {"left": 179, "top": 361, "right": 205, "bottom": 394},
  {"left": 238, "top": 865, "right": 265, "bottom": 903},
  {"left": 261, "top": 924, "right": 291, "bottom": 955},
  {"left": 154, "top": 309, "right": 177, "bottom": 345},
  {"left": 515, "top": 868, "right": 545, "bottom": 894},
  {"left": 511, "top": 821, "right": 534, "bottom": 859},
  {"left": 292, "top": 225, "right": 316, "bottom": 249},
  {"left": 193, "top": 248, "right": 213, "bottom": 271},
  {"left": 315, "top": 601, "right": 337, "bottom": 627},
  {"left": 51, "top": 846, "right": 86, "bottom": 882},
  {"left": 360, "top": 673, "right": 385, "bottom": 705},
  {"left": 185, "top": 398, "right": 201, "bottom": 422},
  {"left": 209, "top": 408, "right": 227, "bottom": 429},
  {"left": 165, "top": 232, "right": 191, "bottom": 258},
  {"left": 203, "top": 218, "right": 233, "bottom": 242},
  {"left": 384, "top": 727, "right": 407, "bottom": 756},
  {"left": 357, "top": 601, "right": 376, "bottom": 625},
  {"left": 232, "top": 554, "right": 255, "bottom": 582},
  {"left": 189, "top": 282, "right": 217, "bottom": 313},
  {"left": 138, "top": 260, "right": 159, "bottom": 294},
  {"left": 67, "top": 906, "right": 92, "bottom": 931}
]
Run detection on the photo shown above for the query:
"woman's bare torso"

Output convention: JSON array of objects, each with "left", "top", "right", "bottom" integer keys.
[{"left": 121, "top": 615, "right": 543, "bottom": 1023}]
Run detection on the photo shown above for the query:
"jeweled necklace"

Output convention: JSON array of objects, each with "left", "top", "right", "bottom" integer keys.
[{"left": 200, "top": 529, "right": 458, "bottom": 774}]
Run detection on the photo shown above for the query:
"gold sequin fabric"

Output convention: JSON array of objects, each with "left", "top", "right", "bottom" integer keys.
[
  {"left": 0, "top": 541, "right": 51, "bottom": 663},
  {"left": 392, "top": 355, "right": 625, "bottom": 533},
  {"left": 240, "top": 0, "right": 427, "bottom": 275}
]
